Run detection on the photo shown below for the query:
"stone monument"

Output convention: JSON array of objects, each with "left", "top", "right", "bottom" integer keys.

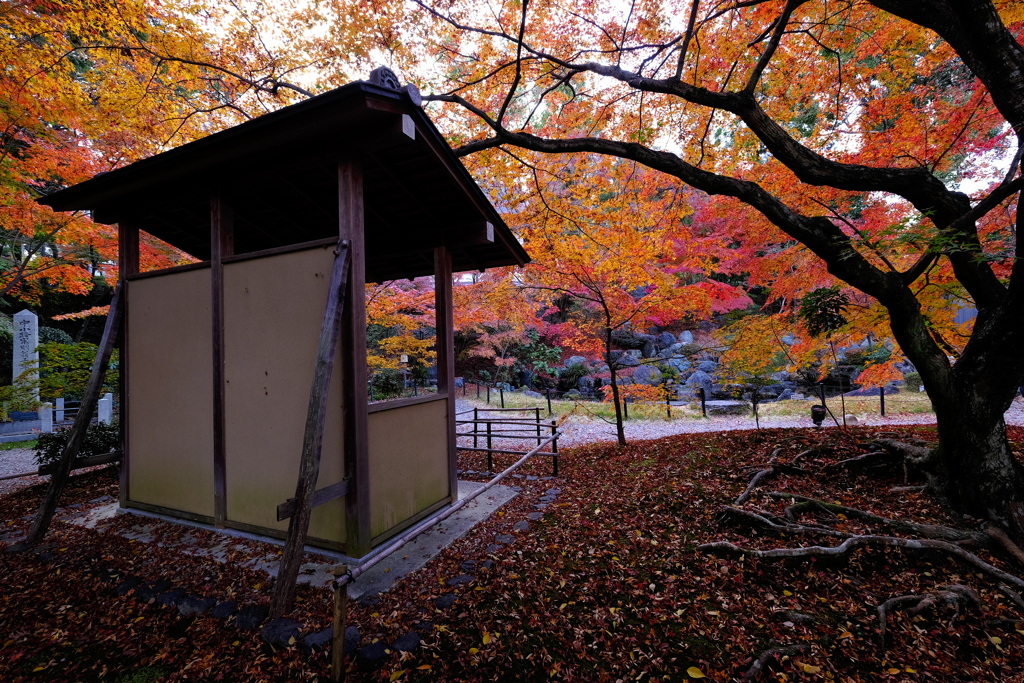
[{"left": 13, "top": 309, "right": 39, "bottom": 401}]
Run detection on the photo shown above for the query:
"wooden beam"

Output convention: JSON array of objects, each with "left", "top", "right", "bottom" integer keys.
[
  {"left": 211, "top": 193, "right": 233, "bottom": 528},
  {"left": 365, "top": 221, "right": 494, "bottom": 254},
  {"left": 269, "top": 241, "right": 352, "bottom": 618},
  {"left": 38, "top": 451, "right": 122, "bottom": 476},
  {"left": 20, "top": 282, "right": 124, "bottom": 547},
  {"left": 276, "top": 478, "right": 350, "bottom": 521},
  {"left": 117, "top": 219, "right": 140, "bottom": 508},
  {"left": 339, "top": 160, "right": 371, "bottom": 559},
  {"left": 434, "top": 246, "right": 458, "bottom": 503}
]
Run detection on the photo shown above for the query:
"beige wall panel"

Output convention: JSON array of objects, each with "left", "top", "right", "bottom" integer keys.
[
  {"left": 127, "top": 269, "right": 215, "bottom": 517},
  {"left": 223, "top": 245, "right": 346, "bottom": 544},
  {"left": 369, "top": 398, "right": 449, "bottom": 539}
]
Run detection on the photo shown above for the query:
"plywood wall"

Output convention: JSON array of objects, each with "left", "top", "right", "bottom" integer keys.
[
  {"left": 127, "top": 268, "right": 215, "bottom": 518},
  {"left": 222, "top": 245, "right": 346, "bottom": 545},
  {"left": 368, "top": 397, "right": 450, "bottom": 540}
]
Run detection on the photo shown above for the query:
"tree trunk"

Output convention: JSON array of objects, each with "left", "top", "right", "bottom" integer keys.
[
  {"left": 604, "top": 325, "right": 626, "bottom": 446},
  {"left": 928, "top": 387, "right": 1024, "bottom": 540}
]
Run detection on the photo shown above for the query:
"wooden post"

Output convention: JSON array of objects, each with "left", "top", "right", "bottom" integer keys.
[
  {"left": 699, "top": 387, "right": 707, "bottom": 417},
  {"left": 535, "top": 407, "right": 541, "bottom": 442},
  {"left": 340, "top": 160, "right": 371, "bottom": 559},
  {"left": 500, "top": 386, "right": 504, "bottom": 408},
  {"left": 880, "top": 389, "right": 886, "bottom": 417},
  {"left": 546, "top": 388, "right": 552, "bottom": 416},
  {"left": 486, "top": 385, "right": 490, "bottom": 404},
  {"left": 473, "top": 407, "right": 478, "bottom": 449},
  {"left": 486, "top": 421, "right": 493, "bottom": 472},
  {"left": 22, "top": 282, "right": 124, "bottom": 547},
  {"left": 331, "top": 566, "right": 349, "bottom": 683},
  {"left": 551, "top": 421, "right": 559, "bottom": 476},
  {"left": 117, "top": 219, "right": 139, "bottom": 509},
  {"left": 434, "top": 246, "right": 457, "bottom": 506},
  {"left": 269, "top": 242, "right": 351, "bottom": 618}
]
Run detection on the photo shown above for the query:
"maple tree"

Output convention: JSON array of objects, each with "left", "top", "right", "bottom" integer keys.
[
  {"left": 399, "top": 0, "right": 1024, "bottom": 541},
  {"left": 494, "top": 154, "right": 749, "bottom": 444}
]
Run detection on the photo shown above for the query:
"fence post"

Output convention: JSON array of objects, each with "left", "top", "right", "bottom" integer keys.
[
  {"left": 40, "top": 403, "right": 53, "bottom": 433},
  {"left": 623, "top": 398, "right": 629, "bottom": 421},
  {"left": 666, "top": 383, "right": 672, "bottom": 420},
  {"left": 880, "top": 389, "right": 886, "bottom": 417},
  {"left": 476, "top": 382, "right": 480, "bottom": 398},
  {"left": 546, "top": 388, "right": 552, "bottom": 416},
  {"left": 500, "top": 386, "right": 504, "bottom": 409},
  {"left": 551, "top": 421, "right": 558, "bottom": 476},
  {"left": 486, "top": 421, "right": 493, "bottom": 472},
  {"left": 331, "top": 566, "right": 349, "bottom": 683},
  {"left": 56, "top": 397, "right": 64, "bottom": 423},
  {"left": 535, "top": 407, "right": 541, "bottom": 443},
  {"left": 698, "top": 387, "right": 707, "bottom": 417},
  {"left": 473, "top": 407, "right": 479, "bottom": 449},
  {"left": 487, "top": 385, "right": 490, "bottom": 404}
]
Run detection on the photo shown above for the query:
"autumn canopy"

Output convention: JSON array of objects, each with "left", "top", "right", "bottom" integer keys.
[{"left": 6, "top": 0, "right": 1024, "bottom": 540}]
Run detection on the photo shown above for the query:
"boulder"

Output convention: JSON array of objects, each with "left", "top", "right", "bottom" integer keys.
[
  {"left": 685, "top": 370, "right": 713, "bottom": 396},
  {"left": 565, "top": 355, "right": 589, "bottom": 368},
  {"left": 261, "top": 617, "right": 302, "bottom": 648},
  {"left": 632, "top": 365, "right": 662, "bottom": 386},
  {"left": 705, "top": 400, "right": 751, "bottom": 416},
  {"left": 757, "top": 383, "right": 788, "bottom": 399},
  {"left": 642, "top": 340, "right": 658, "bottom": 358},
  {"left": 523, "top": 390, "right": 543, "bottom": 398},
  {"left": 678, "top": 330, "right": 694, "bottom": 344},
  {"left": 845, "top": 386, "right": 900, "bottom": 397},
  {"left": 616, "top": 353, "right": 641, "bottom": 368},
  {"left": 697, "top": 360, "right": 718, "bottom": 374},
  {"left": 656, "top": 332, "right": 678, "bottom": 348}
]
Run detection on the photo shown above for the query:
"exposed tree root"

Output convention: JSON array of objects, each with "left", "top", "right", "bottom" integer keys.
[
  {"left": 719, "top": 506, "right": 849, "bottom": 539},
  {"left": 734, "top": 449, "right": 810, "bottom": 505},
  {"left": 765, "top": 492, "right": 986, "bottom": 544},
  {"left": 697, "top": 535, "right": 1024, "bottom": 592},
  {"left": 824, "top": 450, "right": 893, "bottom": 472},
  {"left": 890, "top": 485, "right": 927, "bottom": 493},
  {"left": 986, "top": 524, "right": 1024, "bottom": 567},
  {"left": 877, "top": 585, "right": 980, "bottom": 651},
  {"left": 740, "top": 643, "right": 809, "bottom": 682},
  {"left": 997, "top": 584, "right": 1024, "bottom": 613}
]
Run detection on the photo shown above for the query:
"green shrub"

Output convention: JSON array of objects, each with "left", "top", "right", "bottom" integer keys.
[
  {"left": 904, "top": 371, "right": 923, "bottom": 390},
  {"left": 37, "top": 342, "right": 119, "bottom": 401},
  {"left": 369, "top": 369, "right": 404, "bottom": 400},
  {"left": 34, "top": 419, "right": 120, "bottom": 468}
]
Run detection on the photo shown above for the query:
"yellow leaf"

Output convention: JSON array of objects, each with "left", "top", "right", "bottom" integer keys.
[
  {"left": 783, "top": 590, "right": 793, "bottom": 597},
  {"left": 686, "top": 666, "right": 706, "bottom": 678},
  {"left": 134, "top": 616, "right": 145, "bottom": 623},
  {"left": 288, "top": 636, "right": 295, "bottom": 645},
  {"left": 469, "top": 647, "right": 479, "bottom": 655},
  {"left": 888, "top": 668, "right": 901, "bottom": 674},
  {"left": 838, "top": 631, "right": 853, "bottom": 639},
  {"left": 990, "top": 636, "right": 1002, "bottom": 645},
  {"left": 802, "top": 664, "right": 821, "bottom": 673},
  {"left": 482, "top": 632, "right": 491, "bottom": 645},
  {"left": 906, "top": 668, "right": 917, "bottom": 673},
  {"left": 33, "top": 667, "right": 46, "bottom": 672},
  {"left": 389, "top": 670, "right": 406, "bottom": 682},
  {"left": 416, "top": 665, "right": 432, "bottom": 671},
  {"left": 232, "top": 641, "right": 240, "bottom": 646}
]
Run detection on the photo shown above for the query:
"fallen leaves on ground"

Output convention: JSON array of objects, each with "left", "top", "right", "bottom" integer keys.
[{"left": 1, "top": 425, "right": 1023, "bottom": 681}]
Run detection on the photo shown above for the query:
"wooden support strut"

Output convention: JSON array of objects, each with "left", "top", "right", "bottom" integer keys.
[
  {"left": 20, "top": 281, "right": 124, "bottom": 547},
  {"left": 269, "top": 241, "right": 352, "bottom": 618}
]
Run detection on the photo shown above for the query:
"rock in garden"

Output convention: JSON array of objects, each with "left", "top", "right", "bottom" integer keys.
[
  {"left": 392, "top": 630, "right": 421, "bottom": 652},
  {"left": 697, "top": 360, "right": 718, "bottom": 373},
  {"left": 211, "top": 600, "right": 238, "bottom": 619},
  {"left": 632, "top": 365, "right": 662, "bottom": 385},
  {"left": 656, "top": 332, "right": 677, "bottom": 348},
  {"left": 178, "top": 595, "right": 216, "bottom": 617},
  {"left": 446, "top": 574, "right": 473, "bottom": 586},
  {"left": 678, "top": 330, "right": 694, "bottom": 344},
  {"left": 261, "top": 617, "right": 302, "bottom": 648},
  {"left": 115, "top": 577, "right": 140, "bottom": 597},
  {"left": 513, "top": 520, "right": 530, "bottom": 531},
  {"left": 234, "top": 603, "right": 270, "bottom": 630},
  {"left": 301, "top": 627, "right": 333, "bottom": 655},
  {"left": 157, "top": 588, "right": 187, "bottom": 607},
  {"left": 434, "top": 594, "right": 457, "bottom": 609},
  {"left": 357, "top": 641, "right": 389, "bottom": 670},
  {"left": 685, "top": 370, "right": 713, "bottom": 395}
]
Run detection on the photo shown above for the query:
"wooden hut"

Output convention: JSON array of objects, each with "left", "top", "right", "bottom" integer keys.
[{"left": 38, "top": 69, "right": 529, "bottom": 558}]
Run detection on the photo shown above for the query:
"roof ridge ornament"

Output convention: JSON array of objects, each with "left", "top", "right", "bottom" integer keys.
[{"left": 368, "top": 66, "right": 422, "bottom": 107}]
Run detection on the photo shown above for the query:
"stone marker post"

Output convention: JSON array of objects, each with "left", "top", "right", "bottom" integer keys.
[
  {"left": 13, "top": 310, "right": 39, "bottom": 401},
  {"left": 55, "top": 397, "right": 64, "bottom": 422},
  {"left": 40, "top": 403, "right": 53, "bottom": 433},
  {"left": 98, "top": 393, "right": 113, "bottom": 424}
]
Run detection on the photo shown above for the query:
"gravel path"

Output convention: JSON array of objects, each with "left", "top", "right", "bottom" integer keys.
[
  {"left": 0, "top": 447, "right": 43, "bottom": 497},
  {"left": 553, "top": 397, "right": 1024, "bottom": 447}
]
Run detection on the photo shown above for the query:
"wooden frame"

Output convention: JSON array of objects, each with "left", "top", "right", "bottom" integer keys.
[
  {"left": 211, "top": 193, "right": 233, "bottom": 528},
  {"left": 434, "top": 246, "right": 458, "bottom": 503},
  {"left": 117, "top": 219, "right": 140, "bottom": 508}
]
